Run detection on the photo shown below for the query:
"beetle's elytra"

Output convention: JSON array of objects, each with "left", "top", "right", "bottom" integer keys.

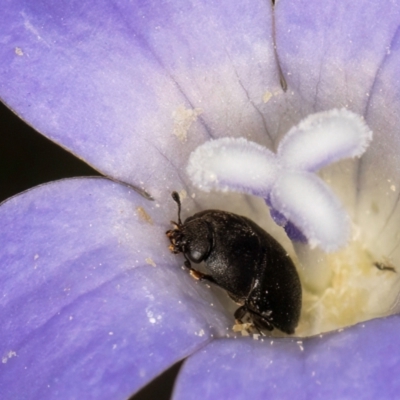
[{"left": 166, "top": 192, "right": 302, "bottom": 335}]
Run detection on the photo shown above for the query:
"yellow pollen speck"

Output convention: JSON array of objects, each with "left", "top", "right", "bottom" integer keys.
[
  {"left": 136, "top": 207, "right": 153, "bottom": 224},
  {"left": 232, "top": 322, "right": 252, "bottom": 333},
  {"left": 263, "top": 91, "right": 273, "bottom": 103},
  {"left": 296, "top": 240, "right": 399, "bottom": 336},
  {"left": 391, "top": 185, "right": 396, "bottom": 192},
  {"left": 262, "top": 89, "right": 282, "bottom": 103},
  {"left": 15, "top": 47, "right": 23, "bottom": 56},
  {"left": 145, "top": 257, "right": 156, "bottom": 267},
  {"left": 178, "top": 189, "right": 187, "bottom": 200},
  {"left": 172, "top": 105, "right": 203, "bottom": 142}
]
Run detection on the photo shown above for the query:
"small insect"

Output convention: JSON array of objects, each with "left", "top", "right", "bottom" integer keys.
[
  {"left": 374, "top": 261, "right": 396, "bottom": 273},
  {"left": 166, "top": 192, "right": 302, "bottom": 335}
]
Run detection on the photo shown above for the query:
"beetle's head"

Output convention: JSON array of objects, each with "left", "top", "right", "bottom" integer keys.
[
  {"left": 166, "top": 192, "right": 213, "bottom": 263},
  {"left": 166, "top": 223, "right": 186, "bottom": 254}
]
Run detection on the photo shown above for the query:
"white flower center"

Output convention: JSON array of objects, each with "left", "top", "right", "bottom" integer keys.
[{"left": 183, "top": 109, "right": 400, "bottom": 336}]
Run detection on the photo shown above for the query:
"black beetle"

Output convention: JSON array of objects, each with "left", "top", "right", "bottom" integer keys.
[{"left": 166, "top": 192, "right": 302, "bottom": 335}]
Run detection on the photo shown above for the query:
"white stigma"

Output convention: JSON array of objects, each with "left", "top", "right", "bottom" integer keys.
[
  {"left": 187, "top": 109, "right": 373, "bottom": 252},
  {"left": 278, "top": 108, "right": 373, "bottom": 171},
  {"left": 187, "top": 137, "right": 278, "bottom": 196}
]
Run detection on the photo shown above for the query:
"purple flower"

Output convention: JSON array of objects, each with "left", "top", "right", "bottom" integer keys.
[{"left": 1, "top": 0, "right": 400, "bottom": 399}]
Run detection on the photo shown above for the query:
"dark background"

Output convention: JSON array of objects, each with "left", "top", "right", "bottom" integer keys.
[{"left": 0, "top": 100, "right": 182, "bottom": 399}]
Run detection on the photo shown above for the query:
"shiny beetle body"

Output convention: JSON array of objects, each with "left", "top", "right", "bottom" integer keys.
[{"left": 166, "top": 192, "right": 302, "bottom": 335}]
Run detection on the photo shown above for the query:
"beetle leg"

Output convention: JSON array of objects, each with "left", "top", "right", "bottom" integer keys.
[
  {"left": 189, "top": 270, "right": 216, "bottom": 283},
  {"left": 234, "top": 305, "right": 247, "bottom": 322},
  {"left": 234, "top": 306, "right": 267, "bottom": 336},
  {"left": 250, "top": 312, "right": 274, "bottom": 333},
  {"left": 239, "top": 285, "right": 275, "bottom": 334},
  {"left": 182, "top": 258, "right": 218, "bottom": 284}
]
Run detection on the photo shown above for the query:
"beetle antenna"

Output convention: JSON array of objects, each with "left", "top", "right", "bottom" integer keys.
[{"left": 171, "top": 191, "right": 182, "bottom": 225}]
